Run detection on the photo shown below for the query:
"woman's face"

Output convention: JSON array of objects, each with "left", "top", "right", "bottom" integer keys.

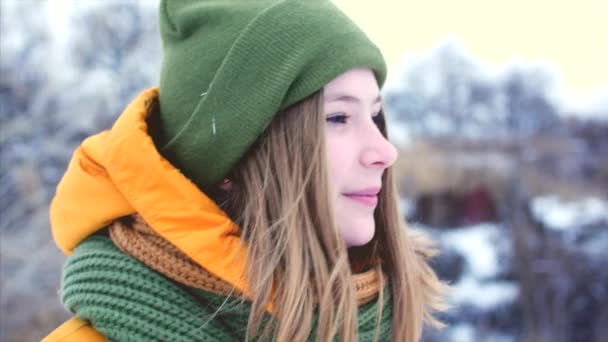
[{"left": 323, "top": 68, "right": 398, "bottom": 246}]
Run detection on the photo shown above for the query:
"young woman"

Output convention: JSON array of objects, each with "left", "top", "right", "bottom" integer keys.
[{"left": 44, "top": 1, "right": 446, "bottom": 341}]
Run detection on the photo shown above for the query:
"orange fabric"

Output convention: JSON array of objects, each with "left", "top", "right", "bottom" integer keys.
[
  {"left": 50, "top": 87, "right": 249, "bottom": 295},
  {"left": 42, "top": 317, "right": 105, "bottom": 342}
]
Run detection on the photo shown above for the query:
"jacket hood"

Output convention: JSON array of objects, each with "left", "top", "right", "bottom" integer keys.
[{"left": 50, "top": 87, "right": 249, "bottom": 294}]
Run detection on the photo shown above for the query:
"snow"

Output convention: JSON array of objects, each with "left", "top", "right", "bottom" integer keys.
[
  {"left": 441, "top": 322, "right": 516, "bottom": 342},
  {"left": 439, "top": 223, "right": 504, "bottom": 279},
  {"left": 450, "top": 278, "right": 519, "bottom": 310},
  {"left": 447, "top": 323, "right": 475, "bottom": 342},
  {"left": 414, "top": 222, "right": 519, "bottom": 312},
  {"left": 530, "top": 195, "right": 608, "bottom": 231}
]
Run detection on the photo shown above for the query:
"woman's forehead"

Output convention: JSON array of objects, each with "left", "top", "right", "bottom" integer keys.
[{"left": 324, "top": 68, "right": 381, "bottom": 105}]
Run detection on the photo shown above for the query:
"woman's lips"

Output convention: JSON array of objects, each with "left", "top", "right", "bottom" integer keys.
[{"left": 343, "top": 194, "right": 378, "bottom": 207}]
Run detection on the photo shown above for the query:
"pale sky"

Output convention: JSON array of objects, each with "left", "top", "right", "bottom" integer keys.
[{"left": 334, "top": 0, "right": 608, "bottom": 100}]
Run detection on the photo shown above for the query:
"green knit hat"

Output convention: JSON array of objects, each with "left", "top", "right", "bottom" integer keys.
[{"left": 158, "top": 0, "right": 387, "bottom": 190}]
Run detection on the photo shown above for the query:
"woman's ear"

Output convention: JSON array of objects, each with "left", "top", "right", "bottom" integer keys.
[{"left": 219, "top": 178, "right": 233, "bottom": 191}]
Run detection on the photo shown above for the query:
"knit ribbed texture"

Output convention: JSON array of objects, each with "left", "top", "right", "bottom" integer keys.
[
  {"left": 108, "top": 215, "right": 239, "bottom": 298},
  {"left": 157, "top": 0, "right": 387, "bottom": 190},
  {"left": 108, "top": 214, "right": 384, "bottom": 306},
  {"left": 61, "top": 235, "right": 393, "bottom": 341}
]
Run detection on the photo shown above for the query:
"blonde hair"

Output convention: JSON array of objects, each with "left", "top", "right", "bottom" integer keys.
[{"left": 209, "top": 90, "right": 447, "bottom": 341}]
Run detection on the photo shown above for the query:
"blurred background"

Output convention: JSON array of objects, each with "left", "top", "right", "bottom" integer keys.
[{"left": 1, "top": 0, "right": 606, "bottom": 341}]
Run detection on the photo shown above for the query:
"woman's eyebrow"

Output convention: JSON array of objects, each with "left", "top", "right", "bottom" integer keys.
[{"left": 326, "top": 94, "right": 382, "bottom": 105}]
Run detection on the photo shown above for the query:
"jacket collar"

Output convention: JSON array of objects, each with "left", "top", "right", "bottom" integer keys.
[{"left": 50, "top": 87, "right": 249, "bottom": 294}]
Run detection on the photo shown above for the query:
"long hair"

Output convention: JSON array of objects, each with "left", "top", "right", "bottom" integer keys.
[{"left": 208, "top": 90, "right": 447, "bottom": 341}]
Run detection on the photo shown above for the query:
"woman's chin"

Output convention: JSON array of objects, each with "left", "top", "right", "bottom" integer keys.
[{"left": 342, "top": 225, "right": 375, "bottom": 247}]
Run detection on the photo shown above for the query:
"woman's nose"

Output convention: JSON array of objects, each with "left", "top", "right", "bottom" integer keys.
[{"left": 360, "top": 123, "right": 398, "bottom": 169}]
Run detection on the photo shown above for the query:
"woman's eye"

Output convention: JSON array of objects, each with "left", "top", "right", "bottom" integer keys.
[{"left": 326, "top": 113, "right": 349, "bottom": 124}]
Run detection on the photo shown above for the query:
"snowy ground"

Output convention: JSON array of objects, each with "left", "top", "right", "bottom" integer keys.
[{"left": 414, "top": 195, "right": 608, "bottom": 341}]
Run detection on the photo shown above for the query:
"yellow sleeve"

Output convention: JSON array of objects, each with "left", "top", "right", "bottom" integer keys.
[{"left": 41, "top": 317, "right": 105, "bottom": 342}]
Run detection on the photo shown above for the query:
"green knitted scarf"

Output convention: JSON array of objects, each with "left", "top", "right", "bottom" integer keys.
[{"left": 61, "top": 235, "right": 393, "bottom": 341}]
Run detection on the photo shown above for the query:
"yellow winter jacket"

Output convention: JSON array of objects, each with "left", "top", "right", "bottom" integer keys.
[{"left": 42, "top": 317, "right": 104, "bottom": 342}]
